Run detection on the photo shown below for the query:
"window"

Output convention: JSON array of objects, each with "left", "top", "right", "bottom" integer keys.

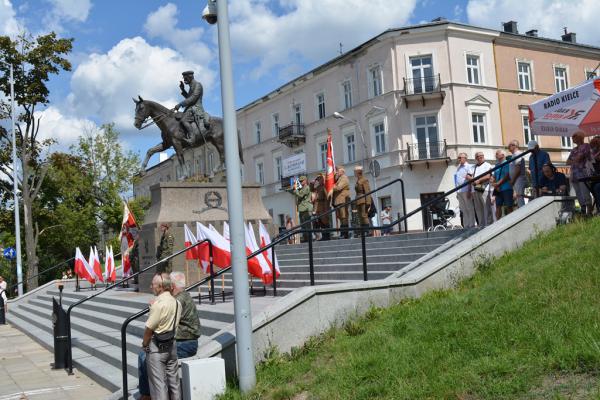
[
  {"left": 466, "top": 54, "right": 480, "bottom": 85},
  {"left": 471, "top": 113, "right": 486, "bottom": 143},
  {"left": 345, "top": 133, "right": 356, "bottom": 163},
  {"left": 274, "top": 155, "right": 282, "bottom": 181},
  {"left": 255, "top": 161, "right": 264, "bottom": 184},
  {"left": 561, "top": 136, "right": 572, "bottom": 148},
  {"left": 207, "top": 151, "right": 214, "bottom": 174},
  {"left": 319, "top": 141, "right": 327, "bottom": 169},
  {"left": 341, "top": 80, "right": 352, "bottom": 109},
  {"left": 271, "top": 113, "right": 279, "bottom": 137},
  {"left": 414, "top": 115, "right": 439, "bottom": 159},
  {"left": 254, "top": 121, "right": 262, "bottom": 144},
  {"left": 410, "top": 55, "right": 434, "bottom": 93},
  {"left": 368, "top": 65, "right": 383, "bottom": 98},
  {"left": 293, "top": 104, "right": 302, "bottom": 125},
  {"left": 554, "top": 67, "right": 568, "bottom": 92},
  {"left": 316, "top": 93, "right": 326, "bottom": 120},
  {"left": 278, "top": 214, "right": 285, "bottom": 227},
  {"left": 373, "top": 122, "right": 386, "bottom": 154},
  {"left": 517, "top": 62, "right": 532, "bottom": 91},
  {"left": 586, "top": 70, "right": 597, "bottom": 80},
  {"left": 522, "top": 115, "right": 535, "bottom": 145}
]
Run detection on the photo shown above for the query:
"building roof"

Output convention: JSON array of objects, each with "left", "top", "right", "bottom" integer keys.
[{"left": 236, "top": 19, "right": 600, "bottom": 113}]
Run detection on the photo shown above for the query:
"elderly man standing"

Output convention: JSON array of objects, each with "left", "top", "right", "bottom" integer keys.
[
  {"left": 170, "top": 272, "right": 201, "bottom": 358},
  {"left": 354, "top": 165, "right": 372, "bottom": 233},
  {"left": 508, "top": 140, "right": 527, "bottom": 208},
  {"left": 527, "top": 140, "right": 550, "bottom": 198},
  {"left": 471, "top": 151, "right": 493, "bottom": 227},
  {"left": 141, "top": 273, "right": 181, "bottom": 400},
  {"left": 332, "top": 166, "right": 350, "bottom": 239},
  {"left": 454, "top": 153, "right": 475, "bottom": 228}
]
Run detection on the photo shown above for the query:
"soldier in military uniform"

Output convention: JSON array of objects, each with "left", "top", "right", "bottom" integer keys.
[
  {"left": 354, "top": 166, "right": 372, "bottom": 233},
  {"left": 313, "top": 175, "right": 331, "bottom": 240},
  {"left": 156, "top": 223, "right": 175, "bottom": 273},
  {"left": 332, "top": 166, "right": 350, "bottom": 239},
  {"left": 174, "top": 71, "right": 209, "bottom": 144},
  {"left": 291, "top": 176, "right": 313, "bottom": 243}
]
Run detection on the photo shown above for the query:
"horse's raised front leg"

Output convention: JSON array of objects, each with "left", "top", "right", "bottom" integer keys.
[{"left": 141, "top": 142, "right": 166, "bottom": 175}]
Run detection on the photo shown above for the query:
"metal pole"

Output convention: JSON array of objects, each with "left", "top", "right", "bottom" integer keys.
[
  {"left": 10, "top": 65, "right": 23, "bottom": 297},
  {"left": 215, "top": 0, "right": 256, "bottom": 391},
  {"left": 308, "top": 231, "right": 315, "bottom": 286},
  {"left": 361, "top": 227, "right": 368, "bottom": 281},
  {"left": 271, "top": 246, "right": 277, "bottom": 296}
]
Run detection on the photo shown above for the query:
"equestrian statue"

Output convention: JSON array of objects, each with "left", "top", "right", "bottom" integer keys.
[{"left": 133, "top": 70, "right": 243, "bottom": 178}]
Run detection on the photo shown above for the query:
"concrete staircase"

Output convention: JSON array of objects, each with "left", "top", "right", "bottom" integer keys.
[{"left": 6, "top": 229, "right": 465, "bottom": 395}]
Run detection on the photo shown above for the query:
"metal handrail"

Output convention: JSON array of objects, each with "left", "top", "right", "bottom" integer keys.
[
  {"left": 65, "top": 239, "right": 212, "bottom": 374},
  {"left": 7, "top": 257, "right": 74, "bottom": 298}
]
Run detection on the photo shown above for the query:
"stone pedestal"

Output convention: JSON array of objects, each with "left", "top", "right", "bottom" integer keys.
[{"left": 138, "top": 182, "right": 272, "bottom": 293}]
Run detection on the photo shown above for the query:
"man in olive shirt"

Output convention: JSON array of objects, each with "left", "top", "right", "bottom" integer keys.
[
  {"left": 170, "top": 271, "right": 201, "bottom": 358},
  {"left": 139, "top": 273, "right": 181, "bottom": 400},
  {"left": 156, "top": 223, "right": 175, "bottom": 273},
  {"left": 332, "top": 166, "right": 350, "bottom": 239},
  {"left": 291, "top": 176, "right": 313, "bottom": 243},
  {"left": 354, "top": 165, "right": 372, "bottom": 228}
]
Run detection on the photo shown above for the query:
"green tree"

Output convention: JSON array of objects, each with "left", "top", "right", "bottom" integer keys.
[{"left": 0, "top": 32, "right": 73, "bottom": 288}]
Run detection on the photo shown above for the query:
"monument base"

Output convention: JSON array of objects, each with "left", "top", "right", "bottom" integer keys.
[{"left": 138, "top": 182, "right": 273, "bottom": 293}]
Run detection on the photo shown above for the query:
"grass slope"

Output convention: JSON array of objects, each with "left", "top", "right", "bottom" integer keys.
[{"left": 221, "top": 219, "right": 600, "bottom": 400}]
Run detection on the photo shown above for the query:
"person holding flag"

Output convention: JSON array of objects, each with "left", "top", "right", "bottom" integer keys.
[
  {"left": 289, "top": 176, "right": 312, "bottom": 243},
  {"left": 119, "top": 202, "right": 140, "bottom": 284},
  {"left": 332, "top": 166, "right": 350, "bottom": 239},
  {"left": 313, "top": 174, "right": 331, "bottom": 240}
]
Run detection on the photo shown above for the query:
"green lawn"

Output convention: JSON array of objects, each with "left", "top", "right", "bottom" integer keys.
[{"left": 221, "top": 218, "right": 600, "bottom": 400}]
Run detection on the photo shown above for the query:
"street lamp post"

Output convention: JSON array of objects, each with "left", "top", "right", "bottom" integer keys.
[
  {"left": 9, "top": 64, "right": 23, "bottom": 297},
  {"left": 203, "top": 0, "right": 256, "bottom": 392}
]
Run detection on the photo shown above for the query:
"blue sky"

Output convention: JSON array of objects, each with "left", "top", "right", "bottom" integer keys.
[{"left": 1, "top": 0, "right": 597, "bottom": 166}]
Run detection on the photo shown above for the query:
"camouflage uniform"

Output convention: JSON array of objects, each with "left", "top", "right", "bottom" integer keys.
[{"left": 156, "top": 229, "right": 175, "bottom": 273}]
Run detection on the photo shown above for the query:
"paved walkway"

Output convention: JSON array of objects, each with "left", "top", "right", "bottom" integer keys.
[{"left": 0, "top": 323, "right": 110, "bottom": 400}]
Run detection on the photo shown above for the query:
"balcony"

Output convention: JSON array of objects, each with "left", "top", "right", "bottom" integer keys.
[
  {"left": 402, "top": 74, "right": 445, "bottom": 107},
  {"left": 406, "top": 139, "right": 450, "bottom": 169},
  {"left": 278, "top": 123, "right": 306, "bottom": 147}
]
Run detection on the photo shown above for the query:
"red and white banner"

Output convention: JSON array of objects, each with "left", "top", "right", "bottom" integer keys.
[
  {"left": 75, "top": 247, "right": 96, "bottom": 284},
  {"left": 184, "top": 224, "right": 198, "bottom": 260},
  {"left": 325, "top": 130, "right": 335, "bottom": 198},
  {"left": 121, "top": 236, "right": 131, "bottom": 278},
  {"left": 196, "top": 222, "right": 211, "bottom": 273},
  {"left": 93, "top": 246, "right": 103, "bottom": 283},
  {"left": 119, "top": 201, "right": 139, "bottom": 248},
  {"left": 259, "top": 220, "right": 280, "bottom": 279},
  {"left": 222, "top": 221, "right": 230, "bottom": 241},
  {"left": 246, "top": 222, "right": 273, "bottom": 284},
  {"left": 529, "top": 78, "right": 600, "bottom": 137},
  {"left": 105, "top": 246, "right": 116, "bottom": 282}
]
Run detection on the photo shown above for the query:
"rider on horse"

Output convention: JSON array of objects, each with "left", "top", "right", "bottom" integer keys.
[{"left": 174, "top": 71, "right": 210, "bottom": 144}]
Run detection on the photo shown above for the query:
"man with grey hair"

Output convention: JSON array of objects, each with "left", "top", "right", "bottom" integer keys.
[
  {"left": 454, "top": 152, "right": 475, "bottom": 228},
  {"left": 471, "top": 151, "right": 493, "bottom": 226},
  {"left": 170, "top": 271, "right": 201, "bottom": 359},
  {"left": 140, "top": 273, "right": 181, "bottom": 400},
  {"left": 508, "top": 140, "right": 526, "bottom": 208}
]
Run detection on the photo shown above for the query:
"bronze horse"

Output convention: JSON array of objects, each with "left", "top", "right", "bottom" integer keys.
[{"left": 133, "top": 96, "right": 243, "bottom": 177}]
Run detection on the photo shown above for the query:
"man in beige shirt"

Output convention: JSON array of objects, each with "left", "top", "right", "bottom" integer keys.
[{"left": 141, "top": 273, "right": 181, "bottom": 400}]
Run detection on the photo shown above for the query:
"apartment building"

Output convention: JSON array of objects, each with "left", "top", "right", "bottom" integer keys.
[{"left": 494, "top": 21, "right": 600, "bottom": 162}]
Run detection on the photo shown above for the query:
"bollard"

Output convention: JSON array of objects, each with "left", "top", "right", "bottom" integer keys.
[{"left": 52, "top": 297, "right": 69, "bottom": 369}]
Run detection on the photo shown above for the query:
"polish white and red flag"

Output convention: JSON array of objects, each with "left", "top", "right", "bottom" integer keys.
[
  {"left": 121, "top": 235, "right": 132, "bottom": 278},
  {"left": 74, "top": 247, "right": 96, "bottom": 284},
  {"left": 105, "top": 246, "right": 116, "bottom": 282},
  {"left": 92, "top": 246, "right": 103, "bottom": 283},
  {"left": 259, "top": 220, "right": 281, "bottom": 279},
  {"left": 195, "top": 222, "right": 212, "bottom": 273},
  {"left": 118, "top": 201, "right": 139, "bottom": 249},
  {"left": 325, "top": 129, "right": 335, "bottom": 198},
  {"left": 222, "top": 221, "right": 230, "bottom": 241},
  {"left": 184, "top": 224, "right": 198, "bottom": 260},
  {"left": 246, "top": 222, "right": 273, "bottom": 284}
]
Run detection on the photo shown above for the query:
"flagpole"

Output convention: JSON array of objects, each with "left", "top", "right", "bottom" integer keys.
[{"left": 10, "top": 65, "right": 23, "bottom": 296}]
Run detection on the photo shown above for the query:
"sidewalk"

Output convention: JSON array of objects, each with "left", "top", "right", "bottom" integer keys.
[{"left": 0, "top": 323, "right": 110, "bottom": 400}]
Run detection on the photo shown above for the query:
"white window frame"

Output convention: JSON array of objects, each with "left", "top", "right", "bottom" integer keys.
[
  {"left": 340, "top": 80, "right": 353, "bottom": 110},
  {"left": 516, "top": 60, "right": 533, "bottom": 92},
  {"left": 521, "top": 112, "right": 536, "bottom": 145},
  {"left": 273, "top": 153, "right": 282, "bottom": 182},
  {"left": 465, "top": 53, "right": 481, "bottom": 85},
  {"left": 292, "top": 103, "right": 303, "bottom": 125},
  {"left": 553, "top": 64, "right": 569, "bottom": 93},
  {"left": 367, "top": 64, "right": 384, "bottom": 98},
  {"left": 254, "top": 120, "right": 262, "bottom": 144},
  {"left": 317, "top": 139, "right": 328, "bottom": 170},
  {"left": 255, "top": 158, "right": 264, "bottom": 185},
  {"left": 561, "top": 136, "right": 572, "bottom": 149},
  {"left": 411, "top": 112, "right": 441, "bottom": 150},
  {"left": 471, "top": 112, "right": 487, "bottom": 144},
  {"left": 315, "top": 92, "right": 326, "bottom": 120},
  {"left": 342, "top": 126, "right": 357, "bottom": 164},
  {"left": 271, "top": 113, "right": 280, "bottom": 137},
  {"left": 369, "top": 116, "right": 388, "bottom": 155}
]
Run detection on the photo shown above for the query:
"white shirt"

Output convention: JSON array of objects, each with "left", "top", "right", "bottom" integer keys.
[
  {"left": 454, "top": 163, "right": 473, "bottom": 193},
  {"left": 380, "top": 209, "right": 391, "bottom": 224},
  {"left": 509, "top": 152, "right": 526, "bottom": 184},
  {"left": 472, "top": 161, "right": 492, "bottom": 191}
]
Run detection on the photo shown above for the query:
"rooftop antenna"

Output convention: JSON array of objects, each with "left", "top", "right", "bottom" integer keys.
[
  {"left": 563, "top": 27, "right": 568, "bottom": 34},
  {"left": 339, "top": 42, "right": 343, "bottom": 55}
]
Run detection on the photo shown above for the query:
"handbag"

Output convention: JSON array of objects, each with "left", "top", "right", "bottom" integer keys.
[{"left": 153, "top": 301, "right": 178, "bottom": 350}]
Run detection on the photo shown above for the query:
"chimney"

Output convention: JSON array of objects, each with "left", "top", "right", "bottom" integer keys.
[
  {"left": 525, "top": 29, "right": 538, "bottom": 37},
  {"left": 431, "top": 17, "right": 446, "bottom": 22},
  {"left": 503, "top": 21, "right": 518, "bottom": 34},
  {"left": 561, "top": 27, "right": 576, "bottom": 43}
]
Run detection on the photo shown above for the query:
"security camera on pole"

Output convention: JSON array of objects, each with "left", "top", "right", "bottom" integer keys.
[{"left": 202, "top": 0, "right": 256, "bottom": 392}]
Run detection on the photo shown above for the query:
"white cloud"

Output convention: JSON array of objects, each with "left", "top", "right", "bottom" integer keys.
[
  {"left": 67, "top": 36, "right": 215, "bottom": 132},
  {"left": 144, "top": 3, "right": 212, "bottom": 64},
  {"left": 227, "top": 0, "right": 418, "bottom": 79},
  {"left": 42, "top": 0, "right": 92, "bottom": 33},
  {"left": 0, "top": 0, "right": 22, "bottom": 37},
  {"left": 35, "top": 106, "right": 99, "bottom": 151},
  {"left": 467, "top": 0, "right": 600, "bottom": 46}
]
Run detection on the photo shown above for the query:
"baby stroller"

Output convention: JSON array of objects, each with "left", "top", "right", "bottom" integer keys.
[{"left": 427, "top": 198, "right": 462, "bottom": 231}]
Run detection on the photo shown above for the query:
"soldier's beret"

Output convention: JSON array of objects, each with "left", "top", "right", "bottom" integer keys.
[{"left": 182, "top": 71, "right": 194, "bottom": 76}]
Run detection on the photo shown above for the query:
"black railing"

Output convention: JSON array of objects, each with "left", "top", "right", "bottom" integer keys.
[
  {"left": 277, "top": 123, "right": 305, "bottom": 146},
  {"left": 407, "top": 139, "right": 448, "bottom": 161},
  {"left": 7, "top": 257, "right": 75, "bottom": 299},
  {"left": 403, "top": 74, "right": 442, "bottom": 95},
  {"left": 65, "top": 239, "right": 213, "bottom": 375}
]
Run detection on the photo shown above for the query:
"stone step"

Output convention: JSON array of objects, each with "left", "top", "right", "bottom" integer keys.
[
  {"left": 274, "top": 243, "right": 441, "bottom": 258},
  {"left": 277, "top": 253, "right": 426, "bottom": 265},
  {"left": 274, "top": 237, "right": 454, "bottom": 255}
]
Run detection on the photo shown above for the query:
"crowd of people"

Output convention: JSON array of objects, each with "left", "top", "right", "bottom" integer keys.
[
  {"left": 455, "top": 132, "right": 600, "bottom": 228},
  {"left": 287, "top": 165, "right": 393, "bottom": 242}
]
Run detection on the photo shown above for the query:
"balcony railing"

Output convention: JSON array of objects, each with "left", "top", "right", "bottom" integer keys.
[
  {"left": 403, "top": 74, "right": 442, "bottom": 96},
  {"left": 407, "top": 139, "right": 448, "bottom": 162},
  {"left": 278, "top": 123, "right": 306, "bottom": 147}
]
